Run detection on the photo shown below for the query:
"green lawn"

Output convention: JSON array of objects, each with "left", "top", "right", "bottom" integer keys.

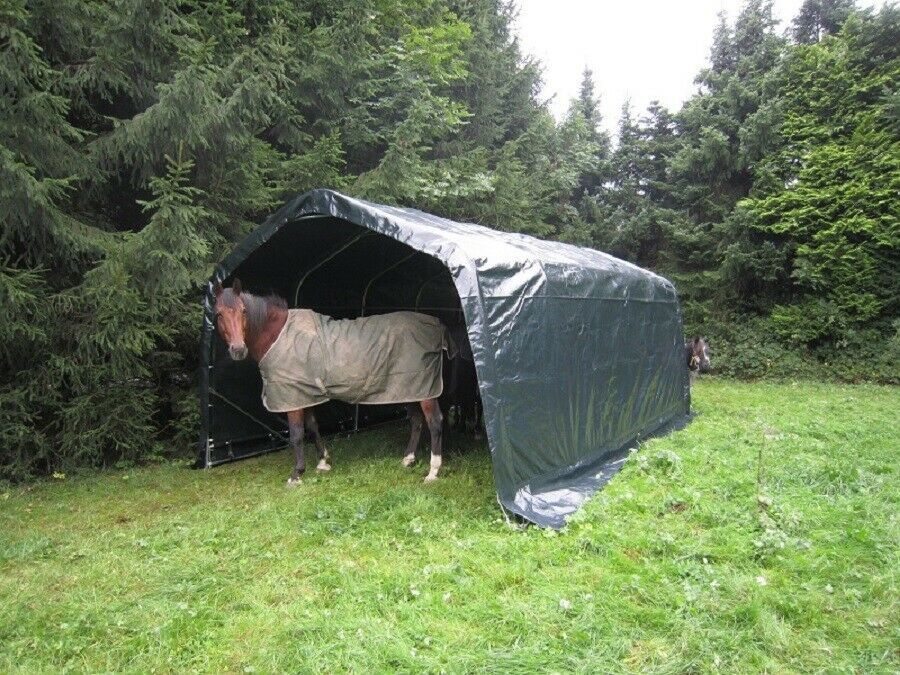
[{"left": 1, "top": 379, "right": 898, "bottom": 673}]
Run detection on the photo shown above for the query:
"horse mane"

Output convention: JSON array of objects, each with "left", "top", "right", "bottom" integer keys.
[{"left": 220, "top": 288, "right": 288, "bottom": 340}]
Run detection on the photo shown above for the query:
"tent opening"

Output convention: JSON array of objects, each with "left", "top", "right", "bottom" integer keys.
[{"left": 203, "top": 215, "right": 472, "bottom": 467}]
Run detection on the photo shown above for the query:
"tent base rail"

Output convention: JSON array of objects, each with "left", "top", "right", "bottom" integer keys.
[{"left": 199, "top": 406, "right": 410, "bottom": 468}]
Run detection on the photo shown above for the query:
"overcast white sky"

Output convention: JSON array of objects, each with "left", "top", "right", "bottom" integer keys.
[{"left": 514, "top": 0, "right": 884, "bottom": 136}]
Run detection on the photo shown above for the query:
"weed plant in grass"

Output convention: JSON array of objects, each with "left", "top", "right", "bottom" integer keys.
[{"left": 0, "top": 379, "right": 897, "bottom": 672}]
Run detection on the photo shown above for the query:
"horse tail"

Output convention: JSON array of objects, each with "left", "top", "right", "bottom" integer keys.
[
  {"left": 449, "top": 343, "right": 460, "bottom": 405},
  {"left": 443, "top": 323, "right": 458, "bottom": 360},
  {"left": 438, "top": 322, "right": 459, "bottom": 415}
]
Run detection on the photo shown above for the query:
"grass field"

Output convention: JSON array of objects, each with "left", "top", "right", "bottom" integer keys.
[{"left": 1, "top": 379, "right": 898, "bottom": 673}]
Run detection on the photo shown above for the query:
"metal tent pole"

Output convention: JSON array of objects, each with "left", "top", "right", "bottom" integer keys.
[
  {"left": 208, "top": 388, "right": 288, "bottom": 438},
  {"left": 359, "top": 251, "right": 419, "bottom": 317},
  {"left": 293, "top": 230, "right": 371, "bottom": 306},
  {"left": 414, "top": 270, "right": 448, "bottom": 311}
]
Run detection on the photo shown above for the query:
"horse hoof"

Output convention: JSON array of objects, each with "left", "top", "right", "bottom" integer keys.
[
  {"left": 286, "top": 477, "right": 302, "bottom": 487},
  {"left": 424, "top": 473, "right": 438, "bottom": 483},
  {"left": 402, "top": 455, "right": 416, "bottom": 468},
  {"left": 316, "top": 461, "right": 331, "bottom": 472}
]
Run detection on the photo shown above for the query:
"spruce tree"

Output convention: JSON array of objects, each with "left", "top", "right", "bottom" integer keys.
[
  {"left": 590, "top": 102, "right": 683, "bottom": 267},
  {"left": 792, "top": 0, "right": 857, "bottom": 44},
  {"left": 669, "top": 0, "right": 786, "bottom": 276},
  {"left": 0, "top": 0, "right": 94, "bottom": 264}
]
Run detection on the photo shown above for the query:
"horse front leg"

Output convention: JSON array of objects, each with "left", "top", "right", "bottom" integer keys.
[
  {"left": 306, "top": 410, "right": 331, "bottom": 471},
  {"left": 403, "top": 403, "right": 424, "bottom": 467},
  {"left": 286, "top": 408, "right": 306, "bottom": 486},
  {"left": 421, "top": 398, "right": 443, "bottom": 482}
]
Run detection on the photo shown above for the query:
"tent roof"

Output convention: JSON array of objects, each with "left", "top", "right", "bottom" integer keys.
[{"left": 229, "top": 189, "right": 678, "bottom": 303}]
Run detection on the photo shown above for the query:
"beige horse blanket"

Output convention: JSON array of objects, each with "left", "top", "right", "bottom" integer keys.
[{"left": 258, "top": 309, "right": 453, "bottom": 412}]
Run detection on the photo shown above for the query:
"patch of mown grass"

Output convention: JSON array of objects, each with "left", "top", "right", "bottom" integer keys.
[{"left": 1, "top": 379, "right": 897, "bottom": 672}]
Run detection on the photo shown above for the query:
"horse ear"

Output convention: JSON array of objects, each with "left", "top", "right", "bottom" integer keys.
[
  {"left": 214, "top": 281, "right": 223, "bottom": 297},
  {"left": 232, "top": 278, "right": 242, "bottom": 295}
]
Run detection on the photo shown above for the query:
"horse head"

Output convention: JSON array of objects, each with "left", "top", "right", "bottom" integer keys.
[
  {"left": 687, "top": 336, "right": 711, "bottom": 373},
  {"left": 214, "top": 278, "right": 249, "bottom": 361}
]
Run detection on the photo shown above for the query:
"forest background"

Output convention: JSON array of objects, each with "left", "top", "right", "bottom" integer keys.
[{"left": 1, "top": 0, "right": 897, "bottom": 477}]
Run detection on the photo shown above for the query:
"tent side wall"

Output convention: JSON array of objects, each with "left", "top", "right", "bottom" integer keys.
[
  {"left": 482, "top": 282, "right": 690, "bottom": 525},
  {"left": 458, "top": 237, "right": 690, "bottom": 525}
]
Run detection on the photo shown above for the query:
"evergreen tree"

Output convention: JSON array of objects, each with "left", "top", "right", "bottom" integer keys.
[
  {"left": 589, "top": 101, "right": 683, "bottom": 267},
  {"left": 572, "top": 67, "right": 611, "bottom": 201},
  {"left": 448, "top": 0, "right": 542, "bottom": 148},
  {"left": 0, "top": 0, "right": 95, "bottom": 264},
  {"left": 576, "top": 68, "right": 603, "bottom": 139},
  {"left": 473, "top": 104, "right": 598, "bottom": 239},
  {"left": 1, "top": 0, "right": 92, "bottom": 477},
  {"left": 642, "top": 102, "right": 680, "bottom": 209},
  {"left": 669, "top": 0, "right": 786, "bottom": 277},
  {"left": 0, "top": 265, "right": 51, "bottom": 478},
  {"left": 792, "top": 0, "right": 857, "bottom": 44},
  {"left": 743, "top": 6, "right": 899, "bottom": 343}
]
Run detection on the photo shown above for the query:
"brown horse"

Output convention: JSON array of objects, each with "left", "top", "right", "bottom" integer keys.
[{"left": 214, "top": 280, "right": 446, "bottom": 485}]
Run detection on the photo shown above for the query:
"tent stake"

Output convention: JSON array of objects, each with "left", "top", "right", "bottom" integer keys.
[{"left": 496, "top": 494, "right": 525, "bottom": 530}]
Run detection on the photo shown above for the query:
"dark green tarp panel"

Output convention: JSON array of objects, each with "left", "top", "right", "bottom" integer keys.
[{"left": 200, "top": 189, "right": 691, "bottom": 528}]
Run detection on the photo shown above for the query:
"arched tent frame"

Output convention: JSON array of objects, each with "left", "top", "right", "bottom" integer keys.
[{"left": 200, "top": 190, "right": 691, "bottom": 528}]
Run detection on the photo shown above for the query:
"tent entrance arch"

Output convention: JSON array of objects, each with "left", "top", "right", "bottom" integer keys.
[
  {"left": 199, "top": 190, "right": 691, "bottom": 528},
  {"left": 202, "top": 214, "right": 465, "bottom": 465}
]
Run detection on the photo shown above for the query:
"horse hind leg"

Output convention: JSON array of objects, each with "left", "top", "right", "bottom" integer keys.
[
  {"left": 403, "top": 403, "right": 424, "bottom": 467},
  {"left": 306, "top": 410, "right": 331, "bottom": 471},
  {"left": 421, "top": 398, "right": 443, "bottom": 482},
  {"left": 473, "top": 392, "right": 484, "bottom": 440}
]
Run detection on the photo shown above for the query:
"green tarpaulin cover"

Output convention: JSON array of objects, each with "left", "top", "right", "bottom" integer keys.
[{"left": 200, "top": 189, "right": 691, "bottom": 528}]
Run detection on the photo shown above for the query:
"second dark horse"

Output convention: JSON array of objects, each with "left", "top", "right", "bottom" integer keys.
[{"left": 686, "top": 336, "right": 711, "bottom": 384}]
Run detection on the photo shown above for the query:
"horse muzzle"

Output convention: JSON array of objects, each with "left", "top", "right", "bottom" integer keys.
[{"left": 229, "top": 344, "right": 248, "bottom": 361}]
